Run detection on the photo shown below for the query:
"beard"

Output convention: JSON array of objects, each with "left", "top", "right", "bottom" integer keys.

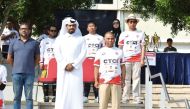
[
  {"left": 68, "top": 31, "right": 74, "bottom": 34},
  {"left": 68, "top": 29, "right": 75, "bottom": 34}
]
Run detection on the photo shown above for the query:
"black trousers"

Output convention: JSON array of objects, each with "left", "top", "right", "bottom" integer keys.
[
  {"left": 84, "top": 82, "right": 98, "bottom": 98},
  {"left": 43, "top": 84, "right": 56, "bottom": 97}
]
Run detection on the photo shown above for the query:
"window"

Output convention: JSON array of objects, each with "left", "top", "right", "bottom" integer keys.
[{"left": 95, "top": 0, "right": 113, "bottom": 4}]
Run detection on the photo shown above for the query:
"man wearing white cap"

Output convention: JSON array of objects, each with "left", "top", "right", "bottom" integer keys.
[
  {"left": 54, "top": 17, "right": 86, "bottom": 109},
  {"left": 119, "top": 14, "right": 145, "bottom": 104}
]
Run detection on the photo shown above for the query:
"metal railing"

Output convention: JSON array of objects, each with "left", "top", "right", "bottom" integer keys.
[{"left": 145, "top": 55, "right": 190, "bottom": 109}]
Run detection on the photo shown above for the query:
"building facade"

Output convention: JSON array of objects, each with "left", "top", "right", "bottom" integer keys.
[{"left": 91, "top": 0, "right": 190, "bottom": 52}]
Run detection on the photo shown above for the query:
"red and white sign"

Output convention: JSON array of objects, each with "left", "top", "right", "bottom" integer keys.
[{"left": 145, "top": 52, "right": 156, "bottom": 66}]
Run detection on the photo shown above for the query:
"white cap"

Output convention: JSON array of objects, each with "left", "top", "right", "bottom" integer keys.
[{"left": 125, "top": 14, "right": 139, "bottom": 22}]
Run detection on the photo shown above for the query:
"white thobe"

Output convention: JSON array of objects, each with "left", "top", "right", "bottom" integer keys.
[{"left": 54, "top": 33, "right": 86, "bottom": 109}]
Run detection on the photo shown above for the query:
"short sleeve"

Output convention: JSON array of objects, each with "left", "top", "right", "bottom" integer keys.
[
  {"left": 39, "top": 40, "right": 45, "bottom": 62},
  {"left": 118, "top": 32, "right": 125, "bottom": 46},
  {"left": 94, "top": 50, "right": 100, "bottom": 66},
  {"left": 35, "top": 41, "right": 40, "bottom": 55},
  {"left": 120, "top": 50, "right": 125, "bottom": 65},
  {"left": 8, "top": 39, "right": 15, "bottom": 54},
  {"left": 100, "top": 36, "right": 104, "bottom": 47}
]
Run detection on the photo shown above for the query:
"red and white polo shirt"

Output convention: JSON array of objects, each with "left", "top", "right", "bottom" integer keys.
[
  {"left": 118, "top": 30, "right": 145, "bottom": 62},
  {"left": 94, "top": 47, "right": 124, "bottom": 85},
  {"left": 84, "top": 34, "right": 104, "bottom": 58}
]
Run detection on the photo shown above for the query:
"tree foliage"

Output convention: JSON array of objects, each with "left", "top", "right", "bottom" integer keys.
[
  {"left": 0, "top": 0, "right": 93, "bottom": 35},
  {"left": 126, "top": 0, "right": 190, "bottom": 34}
]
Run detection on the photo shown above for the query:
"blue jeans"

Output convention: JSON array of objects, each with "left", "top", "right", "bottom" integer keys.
[{"left": 12, "top": 73, "right": 35, "bottom": 109}]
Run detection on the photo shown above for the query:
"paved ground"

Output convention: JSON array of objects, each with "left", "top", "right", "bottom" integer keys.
[
  {"left": 4, "top": 105, "right": 39, "bottom": 109},
  {"left": 3, "top": 82, "right": 44, "bottom": 109},
  {"left": 4, "top": 82, "right": 44, "bottom": 102},
  {"left": 1, "top": 62, "right": 43, "bottom": 109}
]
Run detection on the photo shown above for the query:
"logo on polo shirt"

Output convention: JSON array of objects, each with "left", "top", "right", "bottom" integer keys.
[
  {"left": 47, "top": 48, "right": 54, "bottom": 53},
  {"left": 102, "top": 52, "right": 106, "bottom": 55},
  {"left": 103, "top": 59, "right": 119, "bottom": 64},
  {"left": 126, "top": 41, "right": 138, "bottom": 45},
  {"left": 88, "top": 43, "right": 100, "bottom": 48}
]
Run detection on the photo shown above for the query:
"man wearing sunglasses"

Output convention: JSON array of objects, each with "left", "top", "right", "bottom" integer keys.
[
  {"left": 39, "top": 25, "right": 58, "bottom": 102},
  {"left": 119, "top": 14, "right": 145, "bottom": 104}
]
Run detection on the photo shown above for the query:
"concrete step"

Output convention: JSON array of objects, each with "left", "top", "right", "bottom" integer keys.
[
  {"left": 4, "top": 102, "right": 189, "bottom": 109},
  {"left": 4, "top": 101, "right": 145, "bottom": 109},
  {"left": 3, "top": 83, "right": 190, "bottom": 109},
  {"left": 38, "top": 102, "right": 145, "bottom": 109}
]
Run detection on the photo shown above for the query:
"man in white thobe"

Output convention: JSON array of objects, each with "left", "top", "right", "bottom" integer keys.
[{"left": 54, "top": 17, "right": 86, "bottom": 109}]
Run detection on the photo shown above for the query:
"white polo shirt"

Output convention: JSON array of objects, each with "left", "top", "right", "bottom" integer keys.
[
  {"left": 118, "top": 30, "right": 145, "bottom": 62},
  {"left": 40, "top": 37, "right": 56, "bottom": 65},
  {"left": 94, "top": 47, "right": 124, "bottom": 84},
  {"left": 84, "top": 34, "right": 103, "bottom": 58}
]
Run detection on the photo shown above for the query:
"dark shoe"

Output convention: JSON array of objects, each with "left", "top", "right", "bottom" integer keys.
[
  {"left": 52, "top": 97, "right": 55, "bottom": 102},
  {"left": 44, "top": 96, "right": 49, "bottom": 102}
]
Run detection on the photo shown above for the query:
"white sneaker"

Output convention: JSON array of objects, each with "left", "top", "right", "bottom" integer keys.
[
  {"left": 94, "top": 97, "right": 99, "bottom": 103},
  {"left": 132, "top": 99, "right": 143, "bottom": 104},
  {"left": 121, "top": 99, "right": 129, "bottom": 104},
  {"left": 83, "top": 97, "right": 88, "bottom": 103}
]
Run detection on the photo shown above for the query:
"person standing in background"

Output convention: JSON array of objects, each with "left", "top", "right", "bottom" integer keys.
[
  {"left": 37, "top": 25, "right": 49, "bottom": 42},
  {"left": 111, "top": 19, "right": 121, "bottom": 47},
  {"left": 163, "top": 38, "right": 177, "bottom": 52},
  {"left": 94, "top": 32, "right": 126, "bottom": 109},
  {"left": 119, "top": 14, "right": 145, "bottom": 104},
  {"left": 39, "top": 25, "right": 58, "bottom": 102},
  {"left": 0, "top": 20, "right": 19, "bottom": 58},
  {"left": 7, "top": 22, "right": 40, "bottom": 109},
  {"left": 83, "top": 21, "right": 103, "bottom": 103}
]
